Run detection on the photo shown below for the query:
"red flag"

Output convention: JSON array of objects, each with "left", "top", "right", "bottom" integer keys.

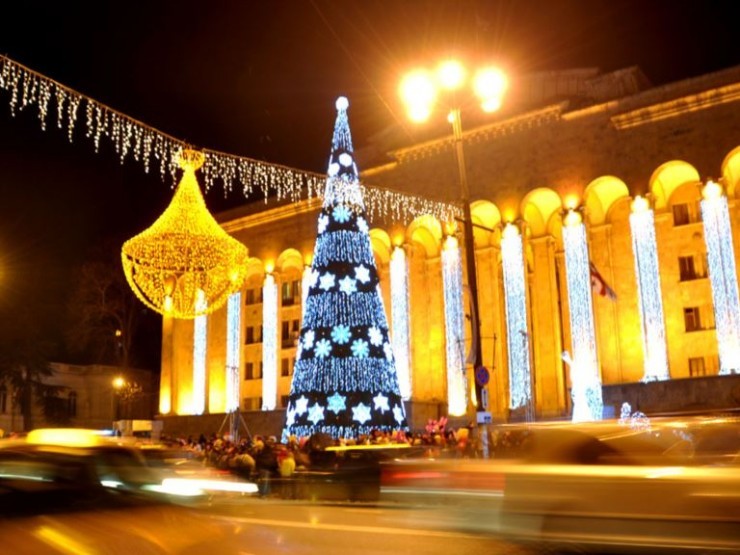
[{"left": 590, "top": 262, "right": 617, "bottom": 301}]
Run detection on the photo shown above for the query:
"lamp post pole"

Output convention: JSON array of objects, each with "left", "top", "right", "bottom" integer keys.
[
  {"left": 400, "top": 61, "right": 506, "bottom": 456},
  {"left": 449, "top": 108, "right": 484, "bottom": 412}
]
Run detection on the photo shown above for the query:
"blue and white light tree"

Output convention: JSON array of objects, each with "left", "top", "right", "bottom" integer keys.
[{"left": 282, "top": 97, "right": 409, "bottom": 440}]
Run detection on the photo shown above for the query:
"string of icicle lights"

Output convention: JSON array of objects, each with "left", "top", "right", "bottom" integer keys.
[{"left": 0, "top": 54, "right": 459, "bottom": 225}]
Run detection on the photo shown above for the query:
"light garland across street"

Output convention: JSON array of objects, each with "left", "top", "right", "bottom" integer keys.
[{"left": 0, "top": 54, "right": 459, "bottom": 225}]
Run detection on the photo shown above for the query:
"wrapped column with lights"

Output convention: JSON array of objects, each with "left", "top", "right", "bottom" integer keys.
[
  {"left": 225, "top": 292, "right": 241, "bottom": 412},
  {"left": 701, "top": 180, "right": 740, "bottom": 374},
  {"left": 441, "top": 235, "right": 469, "bottom": 416},
  {"left": 262, "top": 272, "right": 279, "bottom": 410},
  {"left": 629, "top": 196, "right": 670, "bottom": 381},
  {"left": 390, "top": 245, "right": 412, "bottom": 400},
  {"left": 500, "top": 223, "right": 533, "bottom": 412},
  {"left": 192, "top": 314, "right": 207, "bottom": 415},
  {"left": 562, "top": 209, "right": 603, "bottom": 421},
  {"left": 282, "top": 98, "right": 408, "bottom": 440}
]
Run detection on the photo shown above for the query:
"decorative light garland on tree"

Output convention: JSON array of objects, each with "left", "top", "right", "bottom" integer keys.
[
  {"left": 700, "top": 180, "right": 740, "bottom": 375},
  {"left": 262, "top": 273, "right": 278, "bottom": 410},
  {"left": 562, "top": 210, "right": 603, "bottom": 422},
  {"left": 629, "top": 197, "right": 670, "bottom": 381},
  {"left": 501, "top": 223, "right": 532, "bottom": 409},
  {"left": 0, "top": 54, "right": 459, "bottom": 225},
  {"left": 441, "top": 235, "right": 468, "bottom": 417},
  {"left": 226, "top": 292, "right": 241, "bottom": 412}
]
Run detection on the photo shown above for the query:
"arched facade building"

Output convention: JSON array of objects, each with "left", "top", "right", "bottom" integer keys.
[{"left": 159, "top": 64, "right": 740, "bottom": 433}]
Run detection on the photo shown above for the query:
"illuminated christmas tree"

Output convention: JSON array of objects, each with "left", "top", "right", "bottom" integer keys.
[{"left": 282, "top": 97, "right": 409, "bottom": 440}]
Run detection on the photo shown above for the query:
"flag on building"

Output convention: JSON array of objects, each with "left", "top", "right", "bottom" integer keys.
[{"left": 589, "top": 261, "right": 617, "bottom": 301}]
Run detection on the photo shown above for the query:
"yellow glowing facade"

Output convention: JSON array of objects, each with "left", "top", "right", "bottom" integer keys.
[{"left": 160, "top": 65, "right": 740, "bottom": 426}]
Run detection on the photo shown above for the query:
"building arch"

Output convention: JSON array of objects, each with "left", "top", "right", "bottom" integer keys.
[
  {"left": 471, "top": 200, "right": 502, "bottom": 247},
  {"left": 721, "top": 145, "right": 740, "bottom": 198},
  {"left": 369, "top": 228, "right": 393, "bottom": 265},
  {"left": 649, "top": 161, "right": 701, "bottom": 209},
  {"left": 583, "top": 176, "right": 630, "bottom": 226},
  {"left": 276, "top": 248, "right": 304, "bottom": 275},
  {"left": 521, "top": 187, "right": 563, "bottom": 238},
  {"left": 407, "top": 215, "right": 443, "bottom": 258}
]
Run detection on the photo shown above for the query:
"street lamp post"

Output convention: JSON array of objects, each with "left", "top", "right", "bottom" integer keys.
[{"left": 401, "top": 61, "right": 507, "bottom": 442}]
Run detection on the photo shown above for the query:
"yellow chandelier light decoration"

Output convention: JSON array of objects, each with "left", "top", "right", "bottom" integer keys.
[{"left": 121, "top": 149, "right": 249, "bottom": 319}]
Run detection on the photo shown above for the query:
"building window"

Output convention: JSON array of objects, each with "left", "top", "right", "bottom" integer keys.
[
  {"left": 672, "top": 201, "right": 702, "bottom": 226},
  {"left": 281, "top": 358, "right": 291, "bottom": 377},
  {"left": 67, "top": 391, "right": 77, "bottom": 418},
  {"left": 243, "top": 397, "right": 262, "bottom": 411},
  {"left": 245, "top": 288, "right": 262, "bottom": 305},
  {"left": 245, "top": 362, "right": 261, "bottom": 380},
  {"left": 281, "top": 279, "right": 300, "bottom": 306},
  {"left": 245, "top": 326, "right": 262, "bottom": 345},
  {"left": 281, "top": 319, "right": 300, "bottom": 348},
  {"left": 688, "top": 357, "right": 707, "bottom": 377},
  {"left": 280, "top": 395, "right": 290, "bottom": 408},
  {"left": 684, "top": 305, "right": 715, "bottom": 332},
  {"left": 678, "top": 253, "right": 708, "bottom": 281}
]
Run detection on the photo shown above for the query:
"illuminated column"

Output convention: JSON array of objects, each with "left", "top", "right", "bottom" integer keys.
[
  {"left": 301, "top": 262, "right": 313, "bottom": 311},
  {"left": 390, "top": 245, "right": 412, "bottom": 400},
  {"left": 500, "top": 223, "right": 532, "bottom": 410},
  {"left": 192, "top": 314, "right": 207, "bottom": 415},
  {"left": 159, "top": 316, "right": 173, "bottom": 414},
  {"left": 701, "top": 180, "right": 740, "bottom": 374},
  {"left": 225, "top": 292, "right": 241, "bottom": 412},
  {"left": 562, "top": 209, "right": 603, "bottom": 421},
  {"left": 441, "top": 235, "right": 468, "bottom": 416},
  {"left": 262, "top": 273, "right": 278, "bottom": 409},
  {"left": 629, "top": 196, "right": 670, "bottom": 381}
]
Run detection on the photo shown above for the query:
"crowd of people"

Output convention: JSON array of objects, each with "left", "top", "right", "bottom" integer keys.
[{"left": 164, "top": 417, "right": 478, "bottom": 481}]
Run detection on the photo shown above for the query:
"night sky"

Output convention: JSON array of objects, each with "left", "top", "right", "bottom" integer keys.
[{"left": 0, "top": 1, "right": 738, "bottom": 367}]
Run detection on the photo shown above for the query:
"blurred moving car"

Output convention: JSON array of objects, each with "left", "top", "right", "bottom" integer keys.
[
  {"left": 138, "top": 443, "right": 259, "bottom": 501},
  {"left": 0, "top": 429, "right": 259, "bottom": 554},
  {"left": 380, "top": 417, "right": 740, "bottom": 553}
]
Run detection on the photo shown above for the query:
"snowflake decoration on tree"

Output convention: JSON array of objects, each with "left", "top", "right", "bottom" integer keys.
[
  {"left": 285, "top": 405, "right": 296, "bottom": 426},
  {"left": 303, "top": 329, "right": 315, "bottom": 350},
  {"left": 307, "top": 269, "right": 320, "bottom": 289},
  {"left": 352, "top": 402, "right": 372, "bottom": 424},
  {"left": 327, "top": 392, "right": 347, "bottom": 414},
  {"left": 383, "top": 342, "right": 394, "bottom": 361},
  {"left": 373, "top": 393, "right": 389, "bottom": 414},
  {"left": 354, "top": 265, "right": 371, "bottom": 284},
  {"left": 308, "top": 403, "right": 326, "bottom": 425},
  {"left": 339, "top": 275, "right": 357, "bottom": 295},
  {"left": 356, "top": 217, "right": 369, "bottom": 234},
  {"left": 393, "top": 404, "right": 405, "bottom": 425},
  {"left": 331, "top": 324, "right": 351, "bottom": 344},
  {"left": 319, "top": 272, "right": 336, "bottom": 291},
  {"left": 351, "top": 338, "right": 369, "bottom": 358},
  {"left": 315, "top": 338, "right": 332, "bottom": 358},
  {"left": 295, "top": 395, "right": 309, "bottom": 416},
  {"left": 368, "top": 326, "right": 383, "bottom": 346},
  {"left": 332, "top": 204, "right": 351, "bottom": 223},
  {"left": 318, "top": 214, "right": 330, "bottom": 234}
]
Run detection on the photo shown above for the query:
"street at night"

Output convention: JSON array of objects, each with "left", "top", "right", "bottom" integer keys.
[{"left": 1, "top": 3, "right": 740, "bottom": 554}]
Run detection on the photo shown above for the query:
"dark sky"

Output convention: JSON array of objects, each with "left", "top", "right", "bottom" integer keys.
[{"left": 0, "top": 1, "right": 738, "bottom": 364}]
